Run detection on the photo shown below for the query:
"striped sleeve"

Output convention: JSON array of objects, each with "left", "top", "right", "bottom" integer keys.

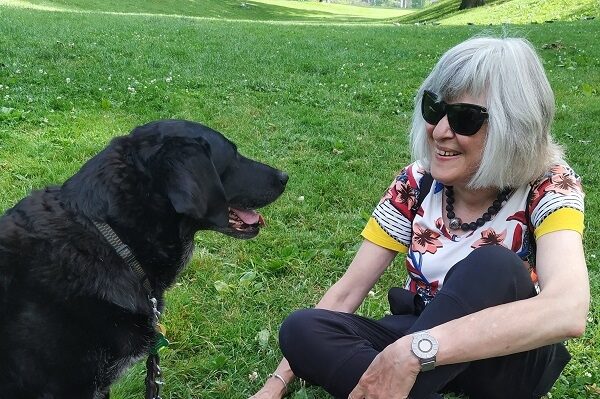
[
  {"left": 362, "top": 162, "right": 426, "bottom": 251},
  {"left": 535, "top": 208, "right": 584, "bottom": 239},
  {"left": 372, "top": 200, "right": 413, "bottom": 245},
  {"left": 361, "top": 217, "right": 409, "bottom": 253},
  {"left": 529, "top": 164, "right": 585, "bottom": 238}
]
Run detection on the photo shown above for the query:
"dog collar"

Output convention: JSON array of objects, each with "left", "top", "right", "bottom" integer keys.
[
  {"left": 91, "top": 220, "right": 168, "bottom": 399},
  {"left": 92, "top": 221, "right": 153, "bottom": 294}
]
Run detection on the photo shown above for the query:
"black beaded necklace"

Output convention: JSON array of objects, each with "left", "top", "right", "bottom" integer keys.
[{"left": 445, "top": 186, "right": 512, "bottom": 231}]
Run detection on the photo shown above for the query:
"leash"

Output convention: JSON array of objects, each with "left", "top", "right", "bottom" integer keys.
[{"left": 92, "top": 221, "right": 169, "bottom": 399}]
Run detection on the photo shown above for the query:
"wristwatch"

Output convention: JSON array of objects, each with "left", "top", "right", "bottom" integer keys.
[{"left": 411, "top": 330, "right": 439, "bottom": 371}]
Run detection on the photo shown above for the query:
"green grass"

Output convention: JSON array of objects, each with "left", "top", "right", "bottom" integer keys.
[
  {"left": 250, "top": 0, "right": 412, "bottom": 19},
  {"left": 2, "top": 0, "right": 412, "bottom": 22},
  {"left": 0, "top": 2, "right": 599, "bottom": 399},
  {"left": 396, "top": 0, "right": 599, "bottom": 25},
  {"left": 6, "top": 0, "right": 598, "bottom": 25}
]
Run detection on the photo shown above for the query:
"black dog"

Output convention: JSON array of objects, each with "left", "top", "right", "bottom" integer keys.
[{"left": 0, "top": 120, "right": 288, "bottom": 399}]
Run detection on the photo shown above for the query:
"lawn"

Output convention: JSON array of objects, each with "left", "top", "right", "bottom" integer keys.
[
  {"left": 395, "top": 0, "right": 598, "bottom": 25},
  {"left": 0, "top": 2, "right": 598, "bottom": 398},
  {"left": 2, "top": 0, "right": 412, "bottom": 22}
]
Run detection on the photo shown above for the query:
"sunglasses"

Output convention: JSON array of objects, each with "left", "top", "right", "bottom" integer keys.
[{"left": 421, "top": 90, "right": 489, "bottom": 136}]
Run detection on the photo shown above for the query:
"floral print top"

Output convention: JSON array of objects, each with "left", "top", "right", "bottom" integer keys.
[{"left": 361, "top": 162, "right": 585, "bottom": 304}]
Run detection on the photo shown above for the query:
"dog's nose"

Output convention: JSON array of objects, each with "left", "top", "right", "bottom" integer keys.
[{"left": 278, "top": 171, "right": 289, "bottom": 186}]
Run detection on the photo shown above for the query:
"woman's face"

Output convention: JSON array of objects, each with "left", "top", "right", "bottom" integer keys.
[{"left": 426, "top": 93, "right": 488, "bottom": 188}]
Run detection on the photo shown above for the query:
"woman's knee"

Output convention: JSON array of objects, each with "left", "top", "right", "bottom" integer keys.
[
  {"left": 443, "top": 245, "right": 535, "bottom": 302},
  {"left": 279, "top": 308, "right": 332, "bottom": 360},
  {"left": 279, "top": 308, "right": 315, "bottom": 346}
]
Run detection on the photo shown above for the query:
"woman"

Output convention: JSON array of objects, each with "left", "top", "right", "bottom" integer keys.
[{"left": 250, "top": 36, "right": 589, "bottom": 399}]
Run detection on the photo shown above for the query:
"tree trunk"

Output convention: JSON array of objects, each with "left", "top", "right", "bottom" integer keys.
[{"left": 459, "top": 0, "right": 485, "bottom": 10}]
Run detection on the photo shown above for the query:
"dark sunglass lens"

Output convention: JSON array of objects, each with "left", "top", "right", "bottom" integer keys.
[
  {"left": 421, "top": 91, "right": 445, "bottom": 125},
  {"left": 447, "top": 105, "right": 487, "bottom": 136}
]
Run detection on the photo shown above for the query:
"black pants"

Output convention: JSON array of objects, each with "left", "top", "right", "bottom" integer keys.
[{"left": 279, "top": 246, "right": 570, "bottom": 399}]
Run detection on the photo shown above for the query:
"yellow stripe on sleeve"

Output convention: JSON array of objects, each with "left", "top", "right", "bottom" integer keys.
[
  {"left": 534, "top": 207, "right": 584, "bottom": 239},
  {"left": 361, "top": 217, "right": 408, "bottom": 253}
]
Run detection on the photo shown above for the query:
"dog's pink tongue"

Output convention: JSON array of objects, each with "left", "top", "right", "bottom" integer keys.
[{"left": 231, "top": 208, "right": 261, "bottom": 225}]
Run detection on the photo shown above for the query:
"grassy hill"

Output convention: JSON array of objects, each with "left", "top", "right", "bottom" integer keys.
[
  {"left": 3, "top": 0, "right": 598, "bottom": 24},
  {"left": 2, "top": 0, "right": 412, "bottom": 22},
  {"left": 396, "top": 0, "right": 599, "bottom": 25}
]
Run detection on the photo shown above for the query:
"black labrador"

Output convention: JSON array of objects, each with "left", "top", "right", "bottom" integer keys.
[{"left": 0, "top": 120, "right": 288, "bottom": 399}]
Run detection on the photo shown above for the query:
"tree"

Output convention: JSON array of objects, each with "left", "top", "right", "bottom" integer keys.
[{"left": 459, "top": 0, "right": 484, "bottom": 10}]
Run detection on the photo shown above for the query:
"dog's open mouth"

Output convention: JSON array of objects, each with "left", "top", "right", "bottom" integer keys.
[{"left": 228, "top": 208, "right": 265, "bottom": 232}]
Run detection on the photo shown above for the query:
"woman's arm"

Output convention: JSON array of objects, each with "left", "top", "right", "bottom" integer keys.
[
  {"left": 315, "top": 239, "right": 398, "bottom": 312},
  {"left": 431, "top": 229, "right": 588, "bottom": 364},
  {"left": 350, "top": 230, "right": 589, "bottom": 398},
  {"left": 250, "top": 240, "right": 398, "bottom": 399}
]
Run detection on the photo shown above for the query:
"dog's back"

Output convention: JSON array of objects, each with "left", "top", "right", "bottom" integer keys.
[{"left": 0, "top": 188, "right": 155, "bottom": 398}]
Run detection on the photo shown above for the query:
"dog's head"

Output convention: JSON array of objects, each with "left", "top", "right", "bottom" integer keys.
[
  {"left": 138, "top": 120, "right": 288, "bottom": 238},
  {"left": 63, "top": 120, "right": 288, "bottom": 239}
]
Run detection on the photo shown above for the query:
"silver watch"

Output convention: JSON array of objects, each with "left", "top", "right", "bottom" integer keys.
[{"left": 411, "top": 330, "right": 439, "bottom": 371}]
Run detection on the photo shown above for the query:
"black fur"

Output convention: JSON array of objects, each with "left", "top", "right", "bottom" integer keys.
[{"left": 0, "top": 120, "right": 288, "bottom": 399}]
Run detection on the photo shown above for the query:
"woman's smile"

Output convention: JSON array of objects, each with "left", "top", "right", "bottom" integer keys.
[{"left": 434, "top": 147, "right": 462, "bottom": 158}]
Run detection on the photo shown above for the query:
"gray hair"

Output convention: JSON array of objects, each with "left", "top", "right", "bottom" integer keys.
[{"left": 409, "top": 36, "right": 564, "bottom": 189}]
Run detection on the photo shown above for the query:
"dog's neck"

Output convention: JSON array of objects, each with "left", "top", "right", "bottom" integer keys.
[
  {"left": 60, "top": 146, "right": 198, "bottom": 294},
  {"left": 92, "top": 220, "right": 153, "bottom": 294}
]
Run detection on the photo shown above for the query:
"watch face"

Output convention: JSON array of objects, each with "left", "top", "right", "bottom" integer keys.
[{"left": 411, "top": 332, "right": 439, "bottom": 358}]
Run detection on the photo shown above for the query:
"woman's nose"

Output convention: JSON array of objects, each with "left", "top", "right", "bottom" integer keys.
[{"left": 431, "top": 115, "right": 454, "bottom": 139}]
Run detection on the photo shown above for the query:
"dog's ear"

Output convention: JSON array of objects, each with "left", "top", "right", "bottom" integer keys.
[{"left": 154, "top": 137, "right": 229, "bottom": 227}]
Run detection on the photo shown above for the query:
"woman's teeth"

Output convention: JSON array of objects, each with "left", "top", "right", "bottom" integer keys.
[{"left": 437, "top": 149, "right": 460, "bottom": 157}]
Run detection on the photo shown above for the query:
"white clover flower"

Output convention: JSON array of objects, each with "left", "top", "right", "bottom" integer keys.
[
  {"left": 65, "top": 78, "right": 71, "bottom": 84},
  {"left": 165, "top": 76, "right": 172, "bottom": 83},
  {"left": 248, "top": 371, "right": 258, "bottom": 381},
  {"left": 127, "top": 86, "right": 136, "bottom": 94}
]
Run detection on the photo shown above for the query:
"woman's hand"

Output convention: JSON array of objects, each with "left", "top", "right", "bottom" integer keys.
[
  {"left": 249, "top": 377, "right": 287, "bottom": 399},
  {"left": 348, "top": 336, "right": 420, "bottom": 399},
  {"left": 249, "top": 359, "right": 294, "bottom": 399}
]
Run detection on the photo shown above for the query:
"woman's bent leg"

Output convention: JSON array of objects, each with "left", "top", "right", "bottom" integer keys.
[
  {"left": 279, "top": 308, "right": 416, "bottom": 398},
  {"left": 408, "top": 245, "right": 568, "bottom": 399},
  {"left": 279, "top": 246, "right": 567, "bottom": 399}
]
